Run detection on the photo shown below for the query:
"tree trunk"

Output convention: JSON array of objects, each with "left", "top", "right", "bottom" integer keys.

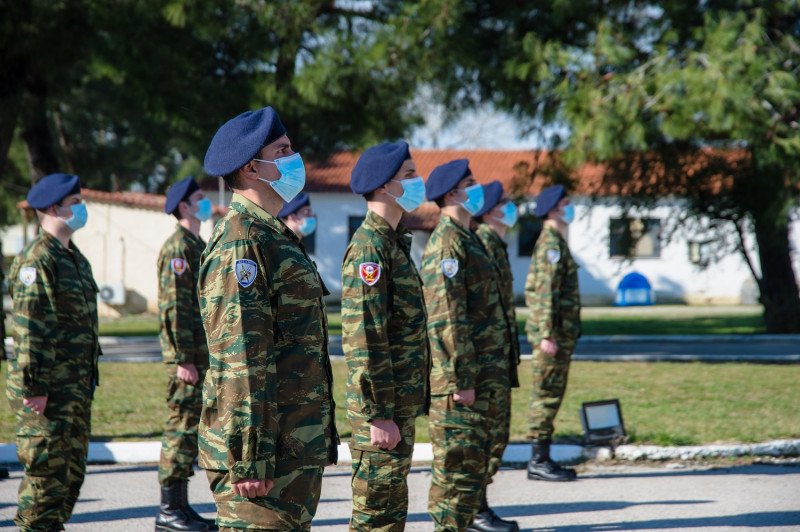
[
  {"left": 19, "top": 75, "right": 60, "bottom": 182},
  {"left": 752, "top": 209, "right": 800, "bottom": 333}
]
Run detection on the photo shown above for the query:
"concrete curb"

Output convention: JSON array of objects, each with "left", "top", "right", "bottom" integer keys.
[{"left": 2, "top": 439, "right": 798, "bottom": 466}]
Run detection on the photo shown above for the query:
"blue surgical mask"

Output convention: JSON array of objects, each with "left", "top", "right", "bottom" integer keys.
[
  {"left": 459, "top": 183, "right": 484, "bottom": 215},
  {"left": 389, "top": 176, "right": 426, "bottom": 212},
  {"left": 496, "top": 201, "right": 518, "bottom": 227},
  {"left": 562, "top": 204, "right": 575, "bottom": 224},
  {"left": 61, "top": 203, "right": 88, "bottom": 232},
  {"left": 194, "top": 197, "right": 212, "bottom": 221},
  {"left": 297, "top": 216, "right": 316, "bottom": 237},
  {"left": 254, "top": 152, "right": 306, "bottom": 202}
]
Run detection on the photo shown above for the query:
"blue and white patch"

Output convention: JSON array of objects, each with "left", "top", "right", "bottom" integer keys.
[
  {"left": 547, "top": 249, "right": 561, "bottom": 264},
  {"left": 19, "top": 267, "right": 37, "bottom": 286},
  {"left": 234, "top": 259, "right": 258, "bottom": 288},
  {"left": 441, "top": 258, "right": 459, "bottom": 278}
]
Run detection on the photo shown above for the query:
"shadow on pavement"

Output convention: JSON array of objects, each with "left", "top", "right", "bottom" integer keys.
[
  {"left": 500, "top": 500, "right": 712, "bottom": 518},
  {"left": 577, "top": 463, "right": 800, "bottom": 480}
]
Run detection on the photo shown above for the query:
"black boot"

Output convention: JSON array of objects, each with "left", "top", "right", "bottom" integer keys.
[
  {"left": 156, "top": 481, "right": 209, "bottom": 532},
  {"left": 178, "top": 479, "right": 218, "bottom": 531},
  {"left": 467, "top": 489, "right": 520, "bottom": 532},
  {"left": 527, "top": 440, "right": 577, "bottom": 482}
]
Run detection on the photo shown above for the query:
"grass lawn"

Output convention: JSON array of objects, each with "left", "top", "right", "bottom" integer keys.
[
  {"left": 94, "top": 305, "right": 766, "bottom": 337},
  {"left": 3, "top": 358, "right": 797, "bottom": 447}
]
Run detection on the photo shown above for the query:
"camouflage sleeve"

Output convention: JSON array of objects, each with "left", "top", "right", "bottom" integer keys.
[
  {"left": 200, "top": 239, "right": 277, "bottom": 482},
  {"left": 9, "top": 257, "right": 58, "bottom": 397},
  {"left": 341, "top": 242, "right": 395, "bottom": 420},
  {"left": 525, "top": 241, "right": 560, "bottom": 341},
  {"left": 424, "top": 244, "right": 476, "bottom": 393},
  {"left": 158, "top": 243, "right": 198, "bottom": 365}
]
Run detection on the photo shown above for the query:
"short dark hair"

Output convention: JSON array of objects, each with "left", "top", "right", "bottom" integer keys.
[
  {"left": 363, "top": 191, "right": 375, "bottom": 201},
  {"left": 435, "top": 196, "right": 447, "bottom": 208},
  {"left": 223, "top": 171, "right": 240, "bottom": 190}
]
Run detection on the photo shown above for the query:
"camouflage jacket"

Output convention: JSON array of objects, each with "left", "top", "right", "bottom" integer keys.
[
  {"left": 341, "top": 210, "right": 430, "bottom": 452},
  {"left": 524, "top": 223, "right": 581, "bottom": 343},
  {"left": 420, "top": 215, "right": 510, "bottom": 396},
  {"left": 475, "top": 223, "right": 520, "bottom": 388},
  {"left": 157, "top": 225, "right": 209, "bottom": 366},
  {"left": 197, "top": 193, "right": 338, "bottom": 482},
  {"left": 6, "top": 230, "right": 100, "bottom": 400}
]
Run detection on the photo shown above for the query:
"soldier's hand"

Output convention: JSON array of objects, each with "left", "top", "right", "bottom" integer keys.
[
  {"left": 370, "top": 418, "right": 402, "bottom": 450},
  {"left": 232, "top": 478, "right": 272, "bottom": 498},
  {"left": 23, "top": 396, "right": 48, "bottom": 415},
  {"left": 177, "top": 363, "right": 200, "bottom": 384},
  {"left": 453, "top": 389, "right": 475, "bottom": 406},
  {"left": 540, "top": 337, "right": 558, "bottom": 356}
]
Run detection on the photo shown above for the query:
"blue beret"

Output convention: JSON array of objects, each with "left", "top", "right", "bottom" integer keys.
[
  {"left": 27, "top": 173, "right": 81, "bottom": 209},
  {"left": 350, "top": 141, "right": 411, "bottom": 194},
  {"left": 277, "top": 193, "right": 310, "bottom": 218},
  {"left": 164, "top": 177, "right": 201, "bottom": 215},
  {"left": 534, "top": 185, "right": 567, "bottom": 217},
  {"left": 204, "top": 106, "right": 287, "bottom": 177},
  {"left": 425, "top": 159, "right": 471, "bottom": 201},
  {"left": 474, "top": 180, "right": 504, "bottom": 218}
]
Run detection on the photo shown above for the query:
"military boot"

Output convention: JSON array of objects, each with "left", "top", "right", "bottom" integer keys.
[
  {"left": 467, "top": 489, "right": 520, "bottom": 532},
  {"left": 177, "top": 479, "right": 218, "bottom": 531},
  {"left": 156, "top": 481, "right": 209, "bottom": 532},
  {"left": 527, "top": 440, "right": 577, "bottom": 482}
]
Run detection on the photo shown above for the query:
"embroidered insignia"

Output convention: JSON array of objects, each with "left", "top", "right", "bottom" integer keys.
[
  {"left": 234, "top": 259, "right": 258, "bottom": 288},
  {"left": 170, "top": 258, "right": 187, "bottom": 276},
  {"left": 547, "top": 249, "right": 561, "bottom": 264},
  {"left": 20, "top": 267, "right": 37, "bottom": 286},
  {"left": 359, "top": 262, "right": 381, "bottom": 286},
  {"left": 441, "top": 258, "right": 459, "bottom": 278}
]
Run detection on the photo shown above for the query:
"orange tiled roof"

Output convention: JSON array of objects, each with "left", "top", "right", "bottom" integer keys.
[
  {"left": 17, "top": 188, "right": 227, "bottom": 216},
  {"left": 305, "top": 149, "right": 558, "bottom": 194}
]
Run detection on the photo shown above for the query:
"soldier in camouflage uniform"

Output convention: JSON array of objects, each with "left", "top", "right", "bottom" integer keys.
[
  {"left": 421, "top": 160, "right": 514, "bottom": 532},
  {"left": 524, "top": 185, "right": 581, "bottom": 482},
  {"left": 342, "top": 141, "right": 430, "bottom": 531},
  {"left": 472, "top": 181, "right": 521, "bottom": 531},
  {"left": 6, "top": 173, "right": 101, "bottom": 531},
  {"left": 0, "top": 237, "right": 9, "bottom": 481},
  {"left": 156, "top": 176, "right": 217, "bottom": 532},
  {"left": 277, "top": 193, "right": 316, "bottom": 241},
  {"left": 199, "top": 106, "right": 338, "bottom": 531}
]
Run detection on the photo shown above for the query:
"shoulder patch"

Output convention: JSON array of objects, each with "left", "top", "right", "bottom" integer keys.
[
  {"left": 19, "top": 267, "right": 37, "bottom": 286},
  {"left": 359, "top": 262, "right": 381, "bottom": 286},
  {"left": 170, "top": 258, "right": 187, "bottom": 276},
  {"left": 547, "top": 249, "right": 561, "bottom": 264},
  {"left": 441, "top": 258, "right": 459, "bottom": 278},
  {"left": 234, "top": 259, "right": 258, "bottom": 288}
]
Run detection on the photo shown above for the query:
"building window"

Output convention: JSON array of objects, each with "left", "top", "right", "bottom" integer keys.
[
  {"left": 609, "top": 218, "right": 661, "bottom": 258},
  {"left": 517, "top": 216, "right": 543, "bottom": 257},
  {"left": 348, "top": 215, "right": 365, "bottom": 241}
]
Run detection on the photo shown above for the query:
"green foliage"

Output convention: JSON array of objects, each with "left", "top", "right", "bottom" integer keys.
[{"left": 0, "top": 0, "right": 426, "bottom": 194}]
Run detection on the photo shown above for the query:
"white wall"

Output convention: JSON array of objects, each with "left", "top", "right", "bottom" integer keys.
[
  {"left": 308, "top": 193, "right": 368, "bottom": 298},
  {"left": 71, "top": 201, "right": 216, "bottom": 314}
]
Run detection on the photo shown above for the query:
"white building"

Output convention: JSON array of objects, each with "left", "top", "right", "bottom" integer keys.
[{"left": 6, "top": 149, "right": 797, "bottom": 313}]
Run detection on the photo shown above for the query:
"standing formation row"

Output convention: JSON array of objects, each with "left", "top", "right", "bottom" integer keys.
[{"left": 4, "top": 105, "right": 581, "bottom": 532}]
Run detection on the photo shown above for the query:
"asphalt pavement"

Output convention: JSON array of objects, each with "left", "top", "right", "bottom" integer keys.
[
  {"left": 89, "top": 334, "right": 800, "bottom": 363},
  {"left": 1, "top": 461, "right": 798, "bottom": 531}
]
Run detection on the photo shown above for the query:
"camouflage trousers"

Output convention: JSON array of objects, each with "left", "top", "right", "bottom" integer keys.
[
  {"left": 159, "top": 364, "right": 206, "bottom": 486},
  {"left": 428, "top": 391, "right": 497, "bottom": 532},
  {"left": 350, "top": 449, "right": 413, "bottom": 531},
  {"left": 11, "top": 392, "right": 91, "bottom": 531},
  {"left": 206, "top": 464, "right": 323, "bottom": 531},
  {"left": 527, "top": 337, "right": 576, "bottom": 441},
  {"left": 485, "top": 388, "right": 511, "bottom": 484}
]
